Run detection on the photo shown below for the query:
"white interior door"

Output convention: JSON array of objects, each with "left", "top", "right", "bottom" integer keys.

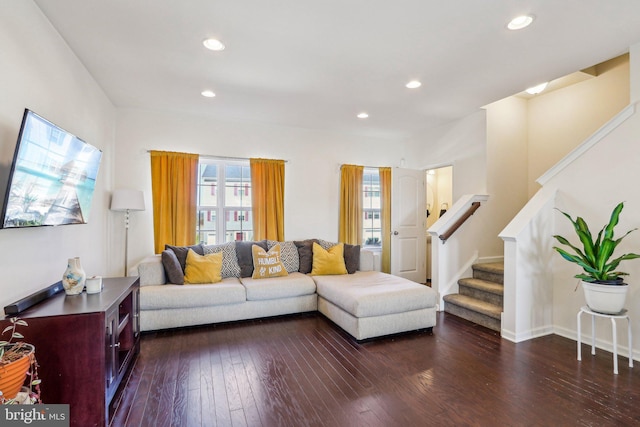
[{"left": 391, "top": 168, "right": 426, "bottom": 282}]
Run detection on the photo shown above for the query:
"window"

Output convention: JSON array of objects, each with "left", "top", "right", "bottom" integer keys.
[
  {"left": 196, "top": 159, "right": 252, "bottom": 244},
  {"left": 362, "top": 168, "right": 381, "bottom": 247}
]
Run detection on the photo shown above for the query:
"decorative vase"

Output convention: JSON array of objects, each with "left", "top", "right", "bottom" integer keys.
[
  {"left": 0, "top": 343, "right": 34, "bottom": 400},
  {"left": 581, "top": 281, "right": 629, "bottom": 314},
  {"left": 62, "top": 257, "right": 86, "bottom": 295}
]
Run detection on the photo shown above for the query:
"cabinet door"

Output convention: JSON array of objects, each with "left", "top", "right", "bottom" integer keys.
[
  {"left": 105, "top": 306, "right": 118, "bottom": 390},
  {"left": 132, "top": 286, "right": 140, "bottom": 339}
]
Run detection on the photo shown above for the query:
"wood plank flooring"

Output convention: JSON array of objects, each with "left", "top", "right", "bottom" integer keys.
[{"left": 110, "top": 312, "right": 640, "bottom": 426}]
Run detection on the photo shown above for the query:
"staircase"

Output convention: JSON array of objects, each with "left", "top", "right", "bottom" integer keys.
[{"left": 443, "top": 262, "right": 503, "bottom": 331}]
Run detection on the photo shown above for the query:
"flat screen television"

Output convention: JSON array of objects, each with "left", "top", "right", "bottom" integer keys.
[{"left": 0, "top": 109, "right": 102, "bottom": 228}]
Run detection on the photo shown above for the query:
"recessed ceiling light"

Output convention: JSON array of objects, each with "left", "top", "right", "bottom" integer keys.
[
  {"left": 525, "top": 82, "right": 548, "bottom": 95},
  {"left": 406, "top": 80, "right": 422, "bottom": 89},
  {"left": 357, "top": 112, "right": 369, "bottom": 119},
  {"left": 201, "top": 90, "right": 216, "bottom": 98},
  {"left": 203, "top": 38, "right": 225, "bottom": 51},
  {"left": 507, "top": 15, "right": 534, "bottom": 30}
]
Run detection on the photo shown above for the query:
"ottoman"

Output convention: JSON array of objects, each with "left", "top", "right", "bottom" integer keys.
[{"left": 313, "top": 271, "right": 437, "bottom": 340}]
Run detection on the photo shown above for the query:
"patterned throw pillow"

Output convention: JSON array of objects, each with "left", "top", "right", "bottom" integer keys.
[
  {"left": 311, "top": 242, "right": 347, "bottom": 276},
  {"left": 252, "top": 244, "right": 289, "bottom": 279},
  {"left": 202, "top": 242, "right": 241, "bottom": 278},
  {"left": 318, "top": 239, "right": 338, "bottom": 250},
  {"left": 266, "top": 240, "right": 300, "bottom": 273},
  {"left": 184, "top": 250, "right": 222, "bottom": 284}
]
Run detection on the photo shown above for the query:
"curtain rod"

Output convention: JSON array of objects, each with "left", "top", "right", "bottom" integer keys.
[
  {"left": 146, "top": 151, "right": 288, "bottom": 163},
  {"left": 340, "top": 163, "right": 393, "bottom": 170}
]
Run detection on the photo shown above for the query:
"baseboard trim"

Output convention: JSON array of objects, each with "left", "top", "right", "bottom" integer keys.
[
  {"left": 501, "top": 324, "right": 554, "bottom": 343},
  {"left": 554, "top": 325, "right": 639, "bottom": 362}
]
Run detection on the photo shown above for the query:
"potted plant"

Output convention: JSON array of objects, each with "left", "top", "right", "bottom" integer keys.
[
  {"left": 553, "top": 201, "right": 640, "bottom": 314},
  {"left": 0, "top": 317, "right": 41, "bottom": 404}
]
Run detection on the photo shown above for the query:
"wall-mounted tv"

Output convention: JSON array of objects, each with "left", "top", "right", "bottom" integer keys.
[{"left": 1, "top": 109, "right": 102, "bottom": 228}]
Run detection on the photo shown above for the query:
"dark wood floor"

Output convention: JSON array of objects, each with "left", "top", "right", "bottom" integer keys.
[{"left": 110, "top": 312, "right": 640, "bottom": 427}]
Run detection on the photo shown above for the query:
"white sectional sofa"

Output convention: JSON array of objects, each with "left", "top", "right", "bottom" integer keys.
[{"left": 135, "top": 241, "right": 437, "bottom": 340}]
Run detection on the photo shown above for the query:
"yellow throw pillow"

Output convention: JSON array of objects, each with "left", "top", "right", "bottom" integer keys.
[
  {"left": 252, "top": 244, "right": 289, "bottom": 279},
  {"left": 311, "top": 242, "right": 348, "bottom": 276},
  {"left": 184, "top": 249, "right": 223, "bottom": 284}
]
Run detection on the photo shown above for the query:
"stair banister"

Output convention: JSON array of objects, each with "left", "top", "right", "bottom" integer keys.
[{"left": 439, "top": 202, "right": 481, "bottom": 242}]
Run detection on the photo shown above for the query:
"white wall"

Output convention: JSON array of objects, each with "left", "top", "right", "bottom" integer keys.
[
  {"left": 409, "top": 110, "right": 487, "bottom": 200},
  {"left": 632, "top": 44, "right": 640, "bottom": 103},
  {"left": 114, "top": 108, "right": 407, "bottom": 269},
  {"left": 486, "top": 57, "right": 628, "bottom": 259},
  {"left": 0, "top": 1, "right": 116, "bottom": 314},
  {"left": 527, "top": 55, "right": 629, "bottom": 197},
  {"left": 485, "top": 97, "right": 530, "bottom": 258}
]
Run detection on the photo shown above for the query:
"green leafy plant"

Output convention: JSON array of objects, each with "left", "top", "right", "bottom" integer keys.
[
  {"left": 0, "top": 317, "right": 28, "bottom": 361},
  {"left": 553, "top": 202, "right": 640, "bottom": 283}
]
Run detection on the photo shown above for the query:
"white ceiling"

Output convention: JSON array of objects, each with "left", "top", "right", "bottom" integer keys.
[{"left": 34, "top": 0, "right": 640, "bottom": 140}]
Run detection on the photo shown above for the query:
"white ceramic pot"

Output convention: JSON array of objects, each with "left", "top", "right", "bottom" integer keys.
[
  {"left": 581, "top": 281, "right": 629, "bottom": 314},
  {"left": 62, "top": 257, "right": 86, "bottom": 295},
  {"left": 86, "top": 276, "right": 103, "bottom": 294}
]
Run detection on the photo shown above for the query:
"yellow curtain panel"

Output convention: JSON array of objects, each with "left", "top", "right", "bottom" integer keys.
[
  {"left": 250, "top": 158, "right": 285, "bottom": 241},
  {"left": 379, "top": 167, "right": 392, "bottom": 273},
  {"left": 150, "top": 150, "right": 199, "bottom": 253},
  {"left": 338, "top": 164, "right": 363, "bottom": 245}
]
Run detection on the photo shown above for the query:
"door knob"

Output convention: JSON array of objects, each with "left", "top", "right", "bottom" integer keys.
[{"left": 393, "top": 231, "right": 399, "bottom": 235}]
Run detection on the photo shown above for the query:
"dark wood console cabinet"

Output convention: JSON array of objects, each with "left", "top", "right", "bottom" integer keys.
[{"left": 1, "top": 277, "right": 140, "bottom": 427}]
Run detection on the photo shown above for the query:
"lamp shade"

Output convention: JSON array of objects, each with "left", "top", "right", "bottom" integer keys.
[{"left": 111, "top": 189, "right": 145, "bottom": 211}]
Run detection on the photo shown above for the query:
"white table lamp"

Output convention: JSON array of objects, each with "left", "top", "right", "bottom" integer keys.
[{"left": 111, "top": 189, "right": 145, "bottom": 276}]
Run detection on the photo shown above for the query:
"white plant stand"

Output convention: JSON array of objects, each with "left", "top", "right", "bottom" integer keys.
[{"left": 577, "top": 306, "right": 633, "bottom": 374}]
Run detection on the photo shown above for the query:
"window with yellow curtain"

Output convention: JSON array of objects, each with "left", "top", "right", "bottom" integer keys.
[
  {"left": 362, "top": 168, "right": 382, "bottom": 247},
  {"left": 250, "top": 158, "right": 285, "bottom": 241},
  {"left": 379, "top": 167, "right": 391, "bottom": 273},
  {"left": 150, "top": 151, "right": 199, "bottom": 254},
  {"left": 196, "top": 159, "right": 253, "bottom": 244},
  {"left": 339, "top": 164, "right": 363, "bottom": 245}
]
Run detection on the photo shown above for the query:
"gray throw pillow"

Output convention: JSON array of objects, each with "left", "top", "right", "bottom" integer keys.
[
  {"left": 294, "top": 239, "right": 318, "bottom": 274},
  {"left": 343, "top": 244, "right": 360, "bottom": 274},
  {"left": 165, "top": 244, "right": 204, "bottom": 272},
  {"left": 161, "top": 250, "right": 184, "bottom": 284},
  {"left": 236, "top": 240, "right": 268, "bottom": 277}
]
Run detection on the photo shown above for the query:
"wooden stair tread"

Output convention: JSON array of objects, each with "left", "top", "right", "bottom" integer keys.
[
  {"left": 472, "top": 262, "right": 504, "bottom": 275},
  {"left": 443, "top": 294, "right": 502, "bottom": 319},
  {"left": 458, "top": 278, "right": 504, "bottom": 295}
]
